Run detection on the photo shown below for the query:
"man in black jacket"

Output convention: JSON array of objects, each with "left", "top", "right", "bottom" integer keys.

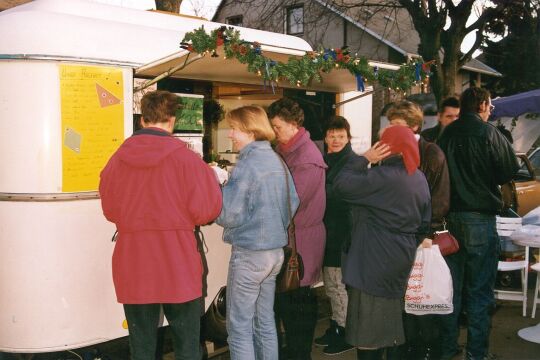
[
  {"left": 421, "top": 96, "right": 460, "bottom": 143},
  {"left": 438, "top": 87, "right": 519, "bottom": 360}
]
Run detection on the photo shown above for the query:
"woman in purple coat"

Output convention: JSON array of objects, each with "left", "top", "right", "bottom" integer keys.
[{"left": 268, "top": 98, "right": 327, "bottom": 360}]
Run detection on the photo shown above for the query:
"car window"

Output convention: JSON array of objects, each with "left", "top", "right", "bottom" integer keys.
[
  {"left": 530, "top": 149, "right": 540, "bottom": 169},
  {"left": 516, "top": 150, "right": 540, "bottom": 179}
]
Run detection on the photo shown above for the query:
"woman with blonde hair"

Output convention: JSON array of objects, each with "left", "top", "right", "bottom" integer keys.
[{"left": 216, "top": 106, "right": 299, "bottom": 360}]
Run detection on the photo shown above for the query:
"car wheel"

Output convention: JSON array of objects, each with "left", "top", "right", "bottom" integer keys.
[{"left": 201, "top": 286, "right": 227, "bottom": 343}]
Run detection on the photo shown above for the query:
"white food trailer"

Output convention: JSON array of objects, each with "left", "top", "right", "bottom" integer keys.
[{"left": 0, "top": 0, "right": 376, "bottom": 354}]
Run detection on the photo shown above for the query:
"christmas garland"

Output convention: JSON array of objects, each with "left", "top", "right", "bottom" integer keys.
[{"left": 180, "top": 26, "right": 431, "bottom": 92}]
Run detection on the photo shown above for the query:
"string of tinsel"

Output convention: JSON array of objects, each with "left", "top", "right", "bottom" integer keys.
[{"left": 180, "top": 25, "right": 432, "bottom": 92}]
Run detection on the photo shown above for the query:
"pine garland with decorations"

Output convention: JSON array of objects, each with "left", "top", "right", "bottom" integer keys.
[{"left": 180, "top": 26, "right": 431, "bottom": 92}]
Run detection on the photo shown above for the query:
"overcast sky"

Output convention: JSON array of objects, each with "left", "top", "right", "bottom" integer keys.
[{"left": 92, "top": 0, "right": 220, "bottom": 19}]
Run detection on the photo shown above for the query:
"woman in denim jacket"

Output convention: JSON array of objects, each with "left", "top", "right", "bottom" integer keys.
[{"left": 216, "top": 106, "right": 300, "bottom": 360}]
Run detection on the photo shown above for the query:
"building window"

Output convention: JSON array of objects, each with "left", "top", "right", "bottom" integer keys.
[
  {"left": 286, "top": 5, "right": 303, "bottom": 35},
  {"left": 226, "top": 15, "right": 243, "bottom": 27}
]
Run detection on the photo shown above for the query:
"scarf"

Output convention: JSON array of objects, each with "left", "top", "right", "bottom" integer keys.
[
  {"left": 279, "top": 127, "right": 306, "bottom": 153},
  {"left": 324, "top": 142, "right": 353, "bottom": 184},
  {"left": 380, "top": 126, "right": 420, "bottom": 175}
]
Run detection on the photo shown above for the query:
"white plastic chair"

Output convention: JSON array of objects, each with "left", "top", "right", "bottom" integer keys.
[
  {"left": 531, "top": 262, "right": 540, "bottom": 318},
  {"left": 495, "top": 216, "right": 529, "bottom": 317}
]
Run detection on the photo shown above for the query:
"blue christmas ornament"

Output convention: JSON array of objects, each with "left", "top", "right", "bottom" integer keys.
[
  {"left": 356, "top": 74, "right": 365, "bottom": 92},
  {"left": 264, "top": 61, "right": 275, "bottom": 94}
]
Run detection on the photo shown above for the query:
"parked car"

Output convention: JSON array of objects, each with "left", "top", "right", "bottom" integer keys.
[
  {"left": 502, "top": 152, "right": 540, "bottom": 217},
  {"left": 527, "top": 148, "right": 540, "bottom": 177}
]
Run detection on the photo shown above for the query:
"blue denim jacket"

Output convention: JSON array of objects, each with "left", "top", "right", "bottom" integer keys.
[{"left": 216, "top": 141, "right": 300, "bottom": 250}]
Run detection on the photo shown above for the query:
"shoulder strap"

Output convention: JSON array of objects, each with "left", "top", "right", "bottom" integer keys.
[{"left": 278, "top": 156, "right": 297, "bottom": 253}]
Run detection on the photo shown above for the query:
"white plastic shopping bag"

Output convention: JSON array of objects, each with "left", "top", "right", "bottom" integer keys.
[{"left": 404, "top": 245, "right": 453, "bottom": 315}]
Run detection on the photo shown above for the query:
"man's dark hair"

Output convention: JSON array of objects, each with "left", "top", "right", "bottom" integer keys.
[
  {"left": 141, "top": 90, "right": 179, "bottom": 124},
  {"left": 460, "top": 87, "right": 490, "bottom": 114},
  {"left": 325, "top": 115, "right": 351, "bottom": 139},
  {"left": 438, "top": 96, "right": 460, "bottom": 113},
  {"left": 267, "top": 98, "right": 304, "bottom": 126}
]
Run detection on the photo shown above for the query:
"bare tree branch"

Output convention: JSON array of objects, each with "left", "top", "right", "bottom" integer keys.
[{"left": 217, "top": 0, "right": 522, "bottom": 103}]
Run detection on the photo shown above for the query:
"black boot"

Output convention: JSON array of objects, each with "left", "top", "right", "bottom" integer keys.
[
  {"left": 323, "top": 325, "right": 354, "bottom": 355},
  {"left": 297, "top": 287, "right": 317, "bottom": 359},
  {"left": 314, "top": 319, "right": 337, "bottom": 347},
  {"left": 356, "top": 348, "right": 383, "bottom": 360}
]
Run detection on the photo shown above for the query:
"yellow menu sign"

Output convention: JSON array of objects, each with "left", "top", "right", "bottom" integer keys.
[{"left": 60, "top": 65, "right": 124, "bottom": 192}]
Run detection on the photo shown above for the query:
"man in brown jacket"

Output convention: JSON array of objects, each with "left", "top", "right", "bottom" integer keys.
[{"left": 386, "top": 100, "right": 451, "bottom": 359}]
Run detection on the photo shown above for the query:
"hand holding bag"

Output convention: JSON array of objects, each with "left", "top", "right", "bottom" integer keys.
[
  {"left": 432, "top": 219, "right": 460, "bottom": 256},
  {"left": 405, "top": 245, "right": 453, "bottom": 315},
  {"left": 276, "top": 157, "right": 304, "bottom": 293}
]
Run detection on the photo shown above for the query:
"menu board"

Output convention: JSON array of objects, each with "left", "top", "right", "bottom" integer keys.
[
  {"left": 60, "top": 64, "right": 124, "bottom": 192},
  {"left": 174, "top": 93, "right": 204, "bottom": 132}
]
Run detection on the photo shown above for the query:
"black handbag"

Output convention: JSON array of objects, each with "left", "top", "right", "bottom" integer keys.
[{"left": 276, "top": 157, "right": 304, "bottom": 293}]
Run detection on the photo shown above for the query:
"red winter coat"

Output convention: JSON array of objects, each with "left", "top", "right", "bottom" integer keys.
[{"left": 99, "top": 128, "right": 222, "bottom": 304}]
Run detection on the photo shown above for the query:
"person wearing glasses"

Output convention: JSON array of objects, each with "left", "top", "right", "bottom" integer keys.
[{"left": 437, "top": 87, "right": 519, "bottom": 360}]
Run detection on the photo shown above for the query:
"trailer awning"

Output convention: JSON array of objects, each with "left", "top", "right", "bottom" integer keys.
[
  {"left": 491, "top": 89, "right": 540, "bottom": 119},
  {"left": 135, "top": 48, "right": 367, "bottom": 94}
]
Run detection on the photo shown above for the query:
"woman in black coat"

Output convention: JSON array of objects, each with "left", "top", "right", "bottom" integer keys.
[{"left": 317, "top": 116, "right": 390, "bottom": 355}]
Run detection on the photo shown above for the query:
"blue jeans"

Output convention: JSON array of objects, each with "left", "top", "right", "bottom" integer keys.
[
  {"left": 439, "top": 212, "right": 500, "bottom": 360},
  {"left": 226, "top": 246, "right": 284, "bottom": 360}
]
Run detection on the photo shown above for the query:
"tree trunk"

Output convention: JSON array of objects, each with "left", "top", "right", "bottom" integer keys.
[
  {"left": 439, "top": 59, "right": 457, "bottom": 101},
  {"left": 439, "top": 30, "right": 463, "bottom": 102},
  {"left": 155, "top": 0, "right": 181, "bottom": 13},
  {"left": 430, "top": 67, "right": 443, "bottom": 107},
  {"left": 416, "top": 29, "right": 443, "bottom": 106}
]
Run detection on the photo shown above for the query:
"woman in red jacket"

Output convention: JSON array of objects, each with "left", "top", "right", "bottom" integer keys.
[{"left": 99, "top": 90, "right": 222, "bottom": 360}]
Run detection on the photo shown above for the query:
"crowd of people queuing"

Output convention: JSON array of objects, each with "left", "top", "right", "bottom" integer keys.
[{"left": 99, "top": 87, "right": 519, "bottom": 360}]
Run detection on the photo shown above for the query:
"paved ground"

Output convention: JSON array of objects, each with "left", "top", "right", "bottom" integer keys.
[
  {"left": 162, "top": 288, "right": 540, "bottom": 360},
  {"left": 2, "top": 289, "right": 539, "bottom": 360},
  {"left": 308, "top": 299, "right": 540, "bottom": 360},
  {"left": 196, "top": 298, "right": 540, "bottom": 360}
]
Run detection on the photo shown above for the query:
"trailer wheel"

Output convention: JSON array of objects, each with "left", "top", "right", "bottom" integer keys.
[{"left": 202, "top": 286, "right": 227, "bottom": 343}]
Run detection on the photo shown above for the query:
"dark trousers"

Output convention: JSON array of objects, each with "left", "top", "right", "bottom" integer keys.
[
  {"left": 439, "top": 212, "right": 499, "bottom": 360},
  {"left": 403, "top": 313, "right": 441, "bottom": 356},
  {"left": 123, "top": 298, "right": 202, "bottom": 360},
  {"left": 275, "top": 286, "right": 318, "bottom": 360}
]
